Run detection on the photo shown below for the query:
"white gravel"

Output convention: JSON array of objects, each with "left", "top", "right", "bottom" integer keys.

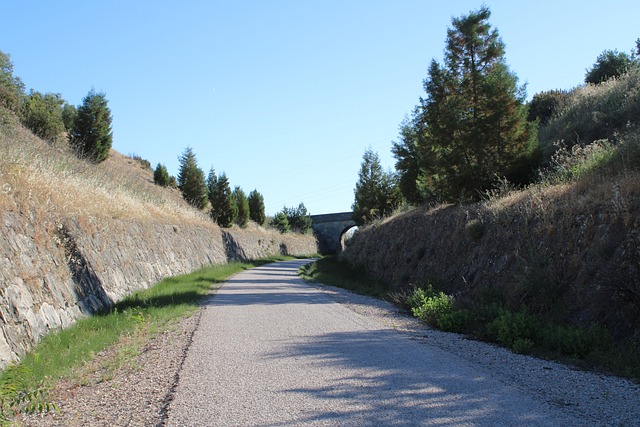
[
  {"left": 167, "top": 260, "right": 640, "bottom": 426},
  {"left": 23, "top": 259, "right": 640, "bottom": 426}
]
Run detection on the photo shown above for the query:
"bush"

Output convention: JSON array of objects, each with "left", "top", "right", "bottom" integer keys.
[
  {"left": 270, "top": 212, "right": 290, "bottom": 234},
  {"left": 153, "top": 163, "right": 171, "bottom": 187},
  {"left": 21, "top": 91, "right": 65, "bottom": 142},
  {"left": 487, "top": 310, "right": 540, "bottom": 348},
  {"left": 543, "top": 324, "right": 612, "bottom": 358},
  {"left": 538, "top": 67, "right": 640, "bottom": 157},
  {"left": 408, "top": 284, "right": 456, "bottom": 328}
]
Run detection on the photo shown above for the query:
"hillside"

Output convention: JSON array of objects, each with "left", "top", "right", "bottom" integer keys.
[
  {"left": 0, "top": 113, "right": 318, "bottom": 368},
  {"left": 341, "top": 70, "right": 640, "bottom": 352}
]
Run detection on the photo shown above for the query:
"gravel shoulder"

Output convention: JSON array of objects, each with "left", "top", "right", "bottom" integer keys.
[{"left": 22, "top": 261, "right": 640, "bottom": 426}]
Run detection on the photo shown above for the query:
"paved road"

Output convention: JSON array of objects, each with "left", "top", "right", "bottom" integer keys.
[{"left": 166, "top": 260, "right": 574, "bottom": 426}]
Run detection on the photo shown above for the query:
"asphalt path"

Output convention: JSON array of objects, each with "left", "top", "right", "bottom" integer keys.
[{"left": 166, "top": 259, "right": 575, "bottom": 426}]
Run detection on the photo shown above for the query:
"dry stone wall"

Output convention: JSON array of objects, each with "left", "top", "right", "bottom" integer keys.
[{"left": 0, "top": 211, "right": 317, "bottom": 369}]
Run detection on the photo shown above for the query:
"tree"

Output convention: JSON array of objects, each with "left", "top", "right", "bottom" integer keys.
[
  {"left": 353, "top": 148, "right": 401, "bottom": 225},
  {"left": 248, "top": 189, "right": 266, "bottom": 225},
  {"left": 233, "top": 186, "right": 250, "bottom": 228},
  {"left": 21, "top": 91, "right": 65, "bottom": 142},
  {"left": 177, "top": 147, "right": 208, "bottom": 209},
  {"left": 526, "top": 89, "right": 568, "bottom": 125},
  {"left": 391, "top": 114, "right": 424, "bottom": 205},
  {"left": 209, "top": 172, "right": 236, "bottom": 227},
  {"left": 69, "top": 89, "right": 113, "bottom": 163},
  {"left": 270, "top": 212, "right": 290, "bottom": 234},
  {"left": 585, "top": 49, "right": 636, "bottom": 84},
  {"left": 153, "top": 163, "right": 171, "bottom": 187},
  {"left": 0, "top": 50, "right": 25, "bottom": 113},
  {"left": 395, "top": 6, "right": 533, "bottom": 202},
  {"left": 283, "top": 203, "right": 312, "bottom": 233},
  {"left": 61, "top": 102, "right": 77, "bottom": 131}
]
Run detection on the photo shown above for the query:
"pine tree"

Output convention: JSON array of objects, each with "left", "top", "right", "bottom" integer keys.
[
  {"left": 69, "top": 89, "right": 113, "bottom": 163},
  {"left": 153, "top": 163, "right": 170, "bottom": 187},
  {"left": 395, "top": 6, "right": 534, "bottom": 202},
  {"left": 352, "top": 148, "right": 401, "bottom": 225},
  {"left": 233, "top": 186, "right": 250, "bottom": 228},
  {"left": 248, "top": 189, "right": 266, "bottom": 225},
  {"left": 209, "top": 172, "right": 236, "bottom": 228},
  {"left": 177, "top": 147, "right": 208, "bottom": 209}
]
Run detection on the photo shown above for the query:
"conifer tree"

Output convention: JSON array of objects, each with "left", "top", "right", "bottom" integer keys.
[
  {"left": 177, "top": 147, "right": 208, "bottom": 209},
  {"left": 394, "top": 6, "right": 534, "bottom": 202},
  {"left": 233, "top": 186, "right": 250, "bottom": 228},
  {"left": 209, "top": 172, "right": 236, "bottom": 228},
  {"left": 153, "top": 163, "right": 171, "bottom": 187},
  {"left": 248, "top": 189, "right": 266, "bottom": 225},
  {"left": 70, "top": 89, "right": 113, "bottom": 163},
  {"left": 352, "top": 148, "right": 401, "bottom": 225}
]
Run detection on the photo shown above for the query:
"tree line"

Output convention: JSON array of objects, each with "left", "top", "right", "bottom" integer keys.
[
  {"left": 352, "top": 6, "right": 640, "bottom": 226},
  {"left": 1, "top": 50, "right": 312, "bottom": 233}
]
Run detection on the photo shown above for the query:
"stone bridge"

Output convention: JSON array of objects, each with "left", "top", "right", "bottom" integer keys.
[{"left": 310, "top": 212, "right": 357, "bottom": 254}]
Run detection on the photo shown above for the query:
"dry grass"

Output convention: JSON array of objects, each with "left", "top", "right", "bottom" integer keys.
[{"left": 0, "top": 115, "right": 210, "bottom": 227}]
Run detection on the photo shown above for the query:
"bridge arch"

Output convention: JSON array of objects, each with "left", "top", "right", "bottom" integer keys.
[{"left": 310, "top": 212, "right": 356, "bottom": 254}]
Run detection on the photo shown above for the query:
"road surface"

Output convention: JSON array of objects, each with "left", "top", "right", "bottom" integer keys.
[{"left": 166, "top": 259, "right": 577, "bottom": 426}]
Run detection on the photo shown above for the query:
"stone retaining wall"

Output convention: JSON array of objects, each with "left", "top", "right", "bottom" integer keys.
[{"left": 0, "top": 211, "right": 317, "bottom": 369}]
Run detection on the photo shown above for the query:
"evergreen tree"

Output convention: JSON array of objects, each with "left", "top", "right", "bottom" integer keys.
[
  {"left": 585, "top": 49, "right": 636, "bottom": 84},
  {"left": 0, "top": 50, "right": 25, "bottom": 113},
  {"left": 391, "top": 114, "right": 424, "bottom": 205},
  {"left": 22, "top": 91, "right": 65, "bottom": 142},
  {"left": 270, "top": 212, "right": 290, "bottom": 234},
  {"left": 209, "top": 172, "right": 236, "bottom": 227},
  {"left": 248, "top": 189, "right": 266, "bottom": 225},
  {"left": 177, "top": 147, "right": 208, "bottom": 209},
  {"left": 61, "top": 102, "right": 77, "bottom": 131},
  {"left": 352, "top": 148, "right": 401, "bottom": 225},
  {"left": 69, "top": 89, "right": 113, "bottom": 163},
  {"left": 153, "top": 163, "right": 171, "bottom": 187},
  {"left": 283, "top": 203, "right": 312, "bottom": 233},
  {"left": 233, "top": 186, "right": 250, "bottom": 228},
  {"left": 396, "top": 6, "right": 533, "bottom": 202}
]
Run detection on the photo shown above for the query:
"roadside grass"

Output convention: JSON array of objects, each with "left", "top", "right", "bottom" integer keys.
[
  {"left": 0, "top": 256, "right": 294, "bottom": 423},
  {"left": 302, "top": 258, "right": 640, "bottom": 382},
  {"left": 299, "top": 256, "right": 389, "bottom": 299}
]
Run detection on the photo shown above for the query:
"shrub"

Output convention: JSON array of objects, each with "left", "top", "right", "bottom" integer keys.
[
  {"left": 270, "top": 212, "right": 290, "bottom": 234},
  {"left": 21, "top": 91, "right": 65, "bottom": 142},
  {"left": 543, "top": 324, "right": 612, "bottom": 358},
  {"left": 464, "top": 219, "right": 484, "bottom": 242},
  {"left": 153, "top": 163, "right": 170, "bottom": 187},
  {"left": 408, "top": 284, "right": 456, "bottom": 328},
  {"left": 487, "top": 310, "right": 540, "bottom": 347}
]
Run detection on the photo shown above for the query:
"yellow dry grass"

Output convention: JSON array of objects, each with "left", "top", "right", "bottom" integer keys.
[{"left": 0, "top": 116, "right": 212, "bottom": 227}]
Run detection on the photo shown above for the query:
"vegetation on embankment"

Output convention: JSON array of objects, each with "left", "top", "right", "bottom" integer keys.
[
  {"left": 0, "top": 258, "right": 291, "bottom": 424},
  {"left": 335, "top": 65, "right": 640, "bottom": 381}
]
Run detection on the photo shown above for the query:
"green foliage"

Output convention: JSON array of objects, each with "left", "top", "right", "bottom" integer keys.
[
  {"left": 208, "top": 171, "right": 236, "bottom": 227},
  {"left": 585, "top": 49, "right": 637, "bottom": 84},
  {"left": 0, "top": 364, "right": 57, "bottom": 425},
  {"left": 282, "top": 203, "right": 312, "bottom": 233},
  {"left": 543, "top": 324, "right": 612, "bottom": 359},
  {"left": 487, "top": 310, "right": 540, "bottom": 348},
  {"left": 538, "top": 67, "right": 640, "bottom": 157},
  {"left": 543, "top": 140, "right": 617, "bottom": 184},
  {"left": 391, "top": 115, "right": 423, "bottom": 205},
  {"left": 270, "top": 211, "right": 290, "bottom": 234},
  {"left": 527, "top": 89, "right": 569, "bottom": 125},
  {"left": 153, "top": 163, "right": 171, "bottom": 187},
  {"left": 407, "top": 284, "right": 456, "bottom": 329},
  {"left": 177, "top": 147, "right": 208, "bottom": 209},
  {"left": 233, "top": 186, "right": 250, "bottom": 228},
  {"left": 21, "top": 91, "right": 65, "bottom": 142},
  {"left": 0, "top": 50, "right": 25, "bottom": 114},
  {"left": 248, "top": 189, "right": 266, "bottom": 225},
  {"left": 61, "top": 103, "right": 76, "bottom": 131},
  {"left": 394, "top": 6, "right": 535, "bottom": 203},
  {"left": 352, "top": 148, "right": 401, "bottom": 225},
  {"left": 69, "top": 89, "right": 113, "bottom": 163}
]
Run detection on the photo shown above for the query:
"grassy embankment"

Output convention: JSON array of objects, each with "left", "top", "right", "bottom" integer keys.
[{"left": 302, "top": 70, "right": 640, "bottom": 381}]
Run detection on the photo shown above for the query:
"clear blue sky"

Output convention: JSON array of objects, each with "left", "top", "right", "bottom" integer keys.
[{"left": 2, "top": 1, "right": 639, "bottom": 215}]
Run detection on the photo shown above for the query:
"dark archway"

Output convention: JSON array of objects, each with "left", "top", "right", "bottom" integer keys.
[{"left": 310, "top": 212, "right": 356, "bottom": 254}]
